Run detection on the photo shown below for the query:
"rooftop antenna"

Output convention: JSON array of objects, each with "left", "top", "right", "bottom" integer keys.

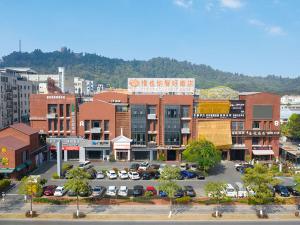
[{"left": 19, "top": 40, "right": 22, "bottom": 53}]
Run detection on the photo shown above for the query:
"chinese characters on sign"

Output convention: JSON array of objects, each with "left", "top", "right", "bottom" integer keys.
[
  {"left": 231, "top": 130, "right": 280, "bottom": 136},
  {"left": 128, "top": 78, "right": 195, "bottom": 94}
]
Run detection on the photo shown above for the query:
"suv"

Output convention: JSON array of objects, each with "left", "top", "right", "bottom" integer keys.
[
  {"left": 274, "top": 185, "right": 290, "bottom": 197},
  {"left": 78, "top": 161, "right": 92, "bottom": 169},
  {"left": 128, "top": 171, "right": 140, "bottom": 180},
  {"left": 92, "top": 186, "right": 106, "bottom": 197},
  {"left": 138, "top": 161, "right": 150, "bottom": 171},
  {"left": 106, "top": 170, "right": 118, "bottom": 179},
  {"left": 133, "top": 185, "right": 144, "bottom": 197},
  {"left": 184, "top": 186, "right": 196, "bottom": 197}
]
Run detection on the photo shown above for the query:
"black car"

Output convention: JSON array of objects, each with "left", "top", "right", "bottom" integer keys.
[
  {"left": 133, "top": 185, "right": 144, "bottom": 197},
  {"left": 141, "top": 172, "right": 152, "bottom": 180},
  {"left": 196, "top": 172, "right": 205, "bottom": 180},
  {"left": 67, "top": 190, "right": 77, "bottom": 197},
  {"left": 174, "top": 189, "right": 185, "bottom": 198},
  {"left": 152, "top": 171, "right": 160, "bottom": 179},
  {"left": 274, "top": 185, "right": 290, "bottom": 197},
  {"left": 287, "top": 186, "right": 300, "bottom": 196},
  {"left": 130, "top": 163, "right": 140, "bottom": 171},
  {"left": 183, "top": 186, "right": 196, "bottom": 197}
]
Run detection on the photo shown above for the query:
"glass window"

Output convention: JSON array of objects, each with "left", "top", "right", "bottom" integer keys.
[
  {"left": 182, "top": 106, "right": 189, "bottom": 118},
  {"left": 66, "top": 120, "right": 70, "bottom": 130},
  {"left": 252, "top": 121, "right": 260, "bottom": 129},
  {"left": 116, "top": 105, "right": 128, "bottom": 112},
  {"left": 147, "top": 106, "right": 156, "bottom": 114},
  {"left": 48, "top": 104, "right": 57, "bottom": 113},
  {"left": 252, "top": 137, "right": 260, "bottom": 145},
  {"left": 54, "top": 119, "right": 58, "bottom": 131},
  {"left": 59, "top": 104, "right": 64, "bottom": 117},
  {"left": 48, "top": 120, "right": 52, "bottom": 131},
  {"left": 84, "top": 120, "right": 90, "bottom": 131},
  {"left": 104, "top": 133, "right": 109, "bottom": 140},
  {"left": 66, "top": 104, "right": 70, "bottom": 117},
  {"left": 104, "top": 120, "right": 109, "bottom": 131},
  {"left": 92, "top": 120, "right": 101, "bottom": 128}
]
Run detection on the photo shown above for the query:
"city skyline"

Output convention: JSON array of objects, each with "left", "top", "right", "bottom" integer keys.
[{"left": 0, "top": 0, "right": 299, "bottom": 78}]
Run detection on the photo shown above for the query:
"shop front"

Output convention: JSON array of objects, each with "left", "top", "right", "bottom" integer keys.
[{"left": 112, "top": 134, "right": 132, "bottom": 161}]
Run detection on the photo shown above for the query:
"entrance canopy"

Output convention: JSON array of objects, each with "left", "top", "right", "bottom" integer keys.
[{"left": 252, "top": 150, "right": 274, "bottom": 155}]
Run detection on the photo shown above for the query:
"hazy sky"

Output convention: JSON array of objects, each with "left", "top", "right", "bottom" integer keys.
[{"left": 0, "top": 0, "right": 299, "bottom": 77}]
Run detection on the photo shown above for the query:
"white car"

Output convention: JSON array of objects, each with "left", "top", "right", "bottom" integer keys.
[
  {"left": 158, "top": 164, "right": 166, "bottom": 173},
  {"left": 118, "top": 186, "right": 128, "bottom": 197},
  {"left": 78, "top": 161, "right": 92, "bottom": 169},
  {"left": 96, "top": 171, "right": 105, "bottom": 179},
  {"left": 118, "top": 170, "right": 129, "bottom": 179},
  {"left": 106, "top": 186, "right": 117, "bottom": 196},
  {"left": 54, "top": 186, "right": 67, "bottom": 197},
  {"left": 138, "top": 161, "right": 150, "bottom": 171},
  {"left": 106, "top": 170, "right": 117, "bottom": 179},
  {"left": 225, "top": 184, "right": 238, "bottom": 198},
  {"left": 128, "top": 171, "right": 140, "bottom": 180}
]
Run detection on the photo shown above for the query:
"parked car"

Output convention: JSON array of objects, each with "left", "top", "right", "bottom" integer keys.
[
  {"left": 92, "top": 186, "right": 106, "bottom": 197},
  {"left": 78, "top": 161, "right": 92, "bottom": 169},
  {"left": 133, "top": 185, "right": 144, "bottom": 197},
  {"left": 152, "top": 171, "right": 160, "bottom": 179},
  {"left": 234, "top": 182, "right": 248, "bottom": 198},
  {"left": 128, "top": 171, "right": 140, "bottom": 180},
  {"left": 150, "top": 164, "right": 160, "bottom": 170},
  {"left": 287, "top": 186, "right": 300, "bottom": 196},
  {"left": 246, "top": 186, "right": 256, "bottom": 196},
  {"left": 225, "top": 184, "right": 238, "bottom": 198},
  {"left": 96, "top": 171, "right": 105, "bottom": 179},
  {"left": 118, "top": 170, "right": 129, "bottom": 179},
  {"left": 106, "top": 170, "right": 118, "bottom": 179},
  {"left": 146, "top": 186, "right": 157, "bottom": 195},
  {"left": 43, "top": 185, "right": 57, "bottom": 196},
  {"left": 139, "top": 161, "right": 150, "bottom": 171},
  {"left": 183, "top": 186, "right": 196, "bottom": 197},
  {"left": 79, "top": 186, "right": 92, "bottom": 197},
  {"left": 159, "top": 190, "right": 168, "bottom": 198},
  {"left": 141, "top": 171, "right": 152, "bottom": 180},
  {"left": 196, "top": 171, "right": 205, "bottom": 180},
  {"left": 118, "top": 186, "right": 128, "bottom": 197},
  {"left": 274, "top": 185, "right": 290, "bottom": 197},
  {"left": 106, "top": 186, "right": 117, "bottom": 197},
  {"left": 236, "top": 164, "right": 254, "bottom": 173},
  {"left": 180, "top": 170, "right": 197, "bottom": 179},
  {"left": 67, "top": 189, "right": 77, "bottom": 197},
  {"left": 130, "top": 163, "right": 140, "bottom": 171},
  {"left": 174, "top": 189, "right": 185, "bottom": 198},
  {"left": 54, "top": 186, "right": 67, "bottom": 197}
]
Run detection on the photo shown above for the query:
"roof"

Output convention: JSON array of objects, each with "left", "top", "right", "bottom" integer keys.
[
  {"left": 10, "top": 123, "right": 39, "bottom": 135},
  {"left": 0, "top": 136, "right": 28, "bottom": 150},
  {"left": 239, "top": 92, "right": 261, "bottom": 96},
  {"left": 2, "top": 67, "right": 37, "bottom": 74},
  {"left": 111, "top": 135, "right": 132, "bottom": 143}
]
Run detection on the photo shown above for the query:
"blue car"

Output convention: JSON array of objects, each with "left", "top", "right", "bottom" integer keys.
[
  {"left": 180, "top": 170, "right": 197, "bottom": 179},
  {"left": 159, "top": 190, "right": 168, "bottom": 197}
]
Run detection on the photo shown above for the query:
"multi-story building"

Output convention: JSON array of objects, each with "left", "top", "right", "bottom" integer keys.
[
  {"left": 74, "top": 77, "right": 87, "bottom": 95},
  {"left": 280, "top": 95, "right": 300, "bottom": 123},
  {"left": 29, "top": 78, "right": 280, "bottom": 162},
  {"left": 0, "top": 68, "right": 34, "bottom": 129}
]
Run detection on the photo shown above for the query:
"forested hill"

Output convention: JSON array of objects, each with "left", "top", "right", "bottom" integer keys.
[{"left": 1, "top": 49, "right": 299, "bottom": 94}]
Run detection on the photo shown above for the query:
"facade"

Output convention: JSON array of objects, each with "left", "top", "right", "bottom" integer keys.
[
  {"left": 280, "top": 95, "right": 300, "bottom": 123},
  {"left": 29, "top": 79, "right": 280, "bottom": 162},
  {"left": 0, "top": 123, "right": 47, "bottom": 179},
  {"left": 74, "top": 77, "right": 94, "bottom": 96},
  {"left": 0, "top": 68, "right": 34, "bottom": 129}
]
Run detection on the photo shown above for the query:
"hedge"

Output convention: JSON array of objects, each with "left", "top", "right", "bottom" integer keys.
[{"left": 0, "top": 179, "right": 11, "bottom": 192}]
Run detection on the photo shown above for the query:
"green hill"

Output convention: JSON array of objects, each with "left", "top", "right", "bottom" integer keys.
[{"left": 1, "top": 49, "right": 299, "bottom": 94}]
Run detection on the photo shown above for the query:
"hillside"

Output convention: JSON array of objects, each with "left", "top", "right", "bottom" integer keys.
[{"left": 1, "top": 49, "right": 299, "bottom": 94}]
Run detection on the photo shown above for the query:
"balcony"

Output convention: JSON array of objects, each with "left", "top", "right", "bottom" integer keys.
[
  {"left": 147, "top": 114, "right": 157, "bottom": 120},
  {"left": 90, "top": 127, "right": 102, "bottom": 133},
  {"left": 252, "top": 145, "right": 272, "bottom": 150},
  {"left": 181, "top": 128, "right": 190, "bottom": 134},
  {"left": 47, "top": 113, "right": 57, "bottom": 119}
]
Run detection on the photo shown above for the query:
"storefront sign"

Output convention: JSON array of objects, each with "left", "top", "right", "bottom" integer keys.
[
  {"left": 128, "top": 78, "right": 195, "bottom": 94},
  {"left": 232, "top": 130, "right": 280, "bottom": 136},
  {"left": 193, "top": 100, "right": 245, "bottom": 119},
  {"left": 114, "top": 143, "right": 131, "bottom": 150},
  {"left": 49, "top": 146, "right": 80, "bottom": 151},
  {"left": 71, "top": 104, "right": 76, "bottom": 135}
]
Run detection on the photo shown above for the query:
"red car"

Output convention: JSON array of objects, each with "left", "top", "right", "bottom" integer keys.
[
  {"left": 146, "top": 186, "right": 157, "bottom": 195},
  {"left": 43, "top": 185, "right": 57, "bottom": 196}
]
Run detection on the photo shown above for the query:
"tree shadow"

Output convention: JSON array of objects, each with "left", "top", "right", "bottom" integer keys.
[
  {"left": 173, "top": 203, "right": 193, "bottom": 215},
  {"left": 30, "top": 161, "right": 56, "bottom": 175},
  {"left": 217, "top": 204, "right": 237, "bottom": 214},
  {"left": 208, "top": 164, "right": 226, "bottom": 176},
  {"left": 251, "top": 204, "right": 285, "bottom": 214}
]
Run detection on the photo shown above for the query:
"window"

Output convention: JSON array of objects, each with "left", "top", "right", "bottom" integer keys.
[
  {"left": 59, "top": 119, "right": 64, "bottom": 131},
  {"left": 232, "top": 136, "right": 245, "bottom": 145},
  {"left": 66, "top": 120, "right": 70, "bottom": 131},
  {"left": 116, "top": 105, "right": 128, "bottom": 112},
  {"left": 181, "top": 106, "right": 189, "bottom": 118},
  {"left": 104, "top": 133, "right": 109, "bottom": 140},
  {"left": 132, "top": 133, "right": 146, "bottom": 145},
  {"left": 148, "top": 134, "right": 156, "bottom": 142},
  {"left": 104, "top": 120, "right": 109, "bottom": 131},
  {"left": 84, "top": 120, "right": 90, "bottom": 131},
  {"left": 166, "top": 108, "right": 178, "bottom": 118},
  {"left": 252, "top": 121, "right": 260, "bottom": 129},
  {"left": 48, "top": 120, "right": 52, "bottom": 131},
  {"left": 147, "top": 106, "right": 156, "bottom": 114},
  {"left": 22, "top": 151, "right": 28, "bottom": 163},
  {"left": 232, "top": 121, "right": 244, "bottom": 130},
  {"left": 164, "top": 132, "right": 180, "bottom": 145},
  {"left": 252, "top": 137, "right": 260, "bottom": 145},
  {"left": 59, "top": 104, "right": 64, "bottom": 117},
  {"left": 182, "top": 122, "right": 189, "bottom": 128},
  {"left": 92, "top": 120, "right": 100, "bottom": 128},
  {"left": 54, "top": 119, "right": 58, "bottom": 131},
  {"left": 66, "top": 104, "right": 70, "bottom": 117},
  {"left": 48, "top": 104, "right": 57, "bottom": 113}
]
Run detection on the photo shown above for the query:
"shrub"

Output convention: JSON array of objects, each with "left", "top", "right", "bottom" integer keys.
[
  {"left": 0, "top": 179, "right": 11, "bottom": 192},
  {"left": 158, "top": 154, "right": 166, "bottom": 161},
  {"left": 112, "top": 168, "right": 119, "bottom": 173},
  {"left": 144, "top": 191, "right": 154, "bottom": 198},
  {"left": 175, "top": 196, "right": 191, "bottom": 204},
  {"left": 73, "top": 212, "right": 86, "bottom": 218},
  {"left": 33, "top": 197, "right": 72, "bottom": 205},
  {"left": 109, "top": 155, "right": 116, "bottom": 162},
  {"left": 39, "top": 178, "right": 47, "bottom": 186},
  {"left": 52, "top": 172, "right": 59, "bottom": 179},
  {"left": 62, "top": 163, "right": 73, "bottom": 172}
]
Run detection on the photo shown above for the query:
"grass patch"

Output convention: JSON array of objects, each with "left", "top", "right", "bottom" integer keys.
[{"left": 33, "top": 197, "right": 73, "bottom": 205}]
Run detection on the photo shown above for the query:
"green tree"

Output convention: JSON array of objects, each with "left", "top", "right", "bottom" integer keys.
[
  {"left": 204, "top": 181, "right": 227, "bottom": 217},
  {"left": 18, "top": 176, "right": 43, "bottom": 216},
  {"left": 158, "top": 166, "right": 181, "bottom": 218},
  {"left": 286, "top": 114, "right": 300, "bottom": 139},
  {"left": 64, "top": 167, "right": 90, "bottom": 217},
  {"left": 183, "top": 139, "right": 221, "bottom": 173},
  {"left": 242, "top": 164, "right": 279, "bottom": 215}
]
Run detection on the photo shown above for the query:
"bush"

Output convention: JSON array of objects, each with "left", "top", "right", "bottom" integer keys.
[
  {"left": 0, "top": 179, "right": 11, "bottom": 192},
  {"left": 73, "top": 212, "right": 86, "bottom": 218},
  {"left": 109, "top": 155, "right": 116, "bottom": 162},
  {"left": 158, "top": 154, "right": 166, "bottom": 161},
  {"left": 112, "top": 168, "right": 119, "bottom": 173},
  {"left": 39, "top": 178, "right": 47, "bottom": 186},
  {"left": 35, "top": 187, "right": 44, "bottom": 197},
  {"left": 175, "top": 196, "right": 191, "bottom": 204},
  {"left": 33, "top": 197, "right": 72, "bottom": 205},
  {"left": 144, "top": 191, "right": 154, "bottom": 198},
  {"left": 62, "top": 163, "right": 73, "bottom": 172},
  {"left": 52, "top": 172, "right": 60, "bottom": 179}
]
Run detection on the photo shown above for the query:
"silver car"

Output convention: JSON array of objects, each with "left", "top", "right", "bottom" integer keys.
[{"left": 96, "top": 171, "right": 105, "bottom": 179}]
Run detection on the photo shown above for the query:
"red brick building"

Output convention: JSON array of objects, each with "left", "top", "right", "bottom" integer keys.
[
  {"left": 29, "top": 88, "right": 280, "bottom": 162},
  {"left": 0, "top": 123, "right": 47, "bottom": 179}
]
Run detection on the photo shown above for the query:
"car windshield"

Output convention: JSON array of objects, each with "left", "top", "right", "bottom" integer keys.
[
  {"left": 94, "top": 188, "right": 101, "bottom": 192},
  {"left": 108, "top": 187, "right": 115, "bottom": 191}
]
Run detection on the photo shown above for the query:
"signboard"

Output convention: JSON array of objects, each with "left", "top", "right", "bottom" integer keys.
[
  {"left": 49, "top": 146, "right": 80, "bottom": 151},
  {"left": 71, "top": 104, "right": 76, "bottom": 135},
  {"left": 231, "top": 130, "right": 280, "bottom": 137},
  {"left": 114, "top": 142, "right": 131, "bottom": 150},
  {"left": 46, "top": 95, "right": 66, "bottom": 100},
  {"left": 128, "top": 78, "right": 195, "bottom": 94},
  {"left": 193, "top": 100, "right": 245, "bottom": 119}
]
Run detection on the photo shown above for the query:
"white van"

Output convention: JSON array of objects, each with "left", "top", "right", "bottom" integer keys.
[
  {"left": 78, "top": 161, "right": 92, "bottom": 169},
  {"left": 225, "top": 183, "right": 238, "bottom": 198},
  {"left": 234, "top": 182, "right": 247, "bottom": 198}
]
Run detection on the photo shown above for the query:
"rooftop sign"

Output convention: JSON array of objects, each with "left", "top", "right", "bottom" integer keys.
[{"left": 128, "top": 78, "right": 195, "bottom": 95}]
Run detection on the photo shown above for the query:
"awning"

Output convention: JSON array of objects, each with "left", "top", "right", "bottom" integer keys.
[
  {"left": 15, "top": 163, "right": 28, "bottom": 172},
  {"left": 25, "top": 160, "right": 32, "bottom": 166},
  {"left": 0, "top": 168, "right": 15, "bottom": 174},
  {"left": 252, "top": 150, "right": 274, "bottom": 155}
]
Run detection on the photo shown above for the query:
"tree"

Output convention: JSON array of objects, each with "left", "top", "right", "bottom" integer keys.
[
  {"left": 183, "top": 139, "right": 221, "bottom": 173},
  {"left": 286, "top": 114, "right": 300, "bottom": 139},
  {"left": 18, "top": 176, "right": 43, "bottom": 216},
  {"left": 242, "top": 164, "right": 279, "bottom": 215},
  {"left": 64, "top": 168, "right": 90, "bottom": 217},
  {"left": 158, "top": 166, "right": 181, "bottom": 218},
  {"left": 204, "top": 181, "right": 227, "bottom": 217}
]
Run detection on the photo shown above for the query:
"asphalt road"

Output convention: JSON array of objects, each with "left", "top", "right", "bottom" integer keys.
[{"left": 0, "top": 220, "right": 300, "bottom": 225}]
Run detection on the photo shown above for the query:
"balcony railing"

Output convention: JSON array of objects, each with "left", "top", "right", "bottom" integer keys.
[
  {"left": 47, "top": 113, "right": 57, "bottom": 119},
  {"left": 90, "top": 127, "right": 102, "bottom": 133},
  {"left": 147, "top": 114, "right": 157, "bottom": 120},
  {"left": 181, "top": 128, "right": 190, "bottom": 134}
]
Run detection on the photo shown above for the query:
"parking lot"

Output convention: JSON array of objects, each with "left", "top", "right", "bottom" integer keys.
[{"left": 28, "top": 160, "right": 242, "bottom": 197}]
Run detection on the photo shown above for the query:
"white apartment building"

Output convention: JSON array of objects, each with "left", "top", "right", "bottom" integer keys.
[
  {"left": 85, "top": 80, "right": 94, "bottom": 96},
  {"left": 0, "top": 68, "right": 33, "bottom": 129},
  {"left": 280, "top": 95, "right": 300, "bottom": 123},
  {"left": 74, "top": 77, "right": 87, "bottom": 95}
]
